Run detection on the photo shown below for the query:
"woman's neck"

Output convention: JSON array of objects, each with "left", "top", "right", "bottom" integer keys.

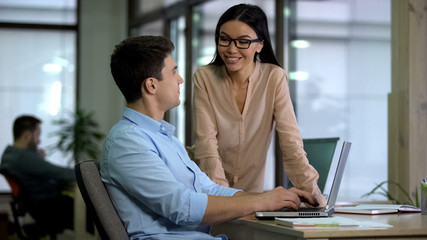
[{"left": 227, "top": 61, "right": 256, "bottom": 85}]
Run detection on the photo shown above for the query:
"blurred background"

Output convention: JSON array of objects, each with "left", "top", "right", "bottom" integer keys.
[{"left": 0, "top": 0, "right": 392, "bottom": 204}]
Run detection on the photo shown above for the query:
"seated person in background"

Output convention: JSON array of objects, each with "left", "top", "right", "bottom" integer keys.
[
  {"left": 102, "top": 35, "right": 319, "bottom": 240},
  {"left": 0, "top": 115, "right": 75, "bottom": 234}
]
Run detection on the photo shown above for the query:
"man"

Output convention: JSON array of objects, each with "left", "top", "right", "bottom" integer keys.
[
  {"left": 102, "top": 35, "right": 318, "bottom": 240},
  {"left": 0, "top": 115, "right": 75, "bottom": 235}
]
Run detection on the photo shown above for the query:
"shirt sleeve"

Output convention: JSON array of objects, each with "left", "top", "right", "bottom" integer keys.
[
  {"left": 104, "top": 128, "right": 208, "bottom": 225},
  {"left": 272, "top": 69, "right": 326, "bottom": 205},
  {"left": 193, "top": 68, "right": 230, "bottom": 187},
  {"left": 196, "top": 167, "right": 241, "bottom": 197}
]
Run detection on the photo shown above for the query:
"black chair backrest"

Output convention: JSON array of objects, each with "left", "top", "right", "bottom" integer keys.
[{"left": 75, "top": 161, "right": 128, "bottom": 240}]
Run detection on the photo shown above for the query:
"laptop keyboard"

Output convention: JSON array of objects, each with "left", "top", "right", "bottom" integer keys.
[{"left": 281, "top": 207, "right": 326, "bottom": 212}]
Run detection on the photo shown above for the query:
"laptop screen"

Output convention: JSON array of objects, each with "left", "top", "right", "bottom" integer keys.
[{"left": 325, "top": 141, "right": 352, "bottom": 209}]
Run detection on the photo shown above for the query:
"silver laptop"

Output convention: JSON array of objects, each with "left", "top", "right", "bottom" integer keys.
[{"left": 255, "top": 141, "right": 351, "bottom": 219}]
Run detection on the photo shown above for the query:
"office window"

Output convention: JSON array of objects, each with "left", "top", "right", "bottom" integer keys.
[
  {"left": 136, "top": 0, "right": 183, "bottom": 14},
  {"left": 169, "top": 16, "right": 187, "bottom": 143},
  {"left": 0, "top": 0, "right": 76, "bottom": 24},
  {"left": 291, "top": 0, "right": 391, "bottom": 201},
  {"left": 134, "top": 19, "right": 163, "bottom": 36},
  {"left": 0, "top": 1, "right": 77, "bottom": 192},
  {"left": 0, "top": 29, "right": 76, "bottom": 180}
]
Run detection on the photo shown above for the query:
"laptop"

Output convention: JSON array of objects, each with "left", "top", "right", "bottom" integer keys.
[{"left": 255, "top": 141, "right": 352, "bottom": 219}]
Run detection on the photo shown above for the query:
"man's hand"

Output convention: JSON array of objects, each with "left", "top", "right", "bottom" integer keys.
[
  {"left": 255, "top": 187, "right": 319, "bottom": 211},
  {"left": 202, "top": 187, "right": 319, "bottom": 224}
]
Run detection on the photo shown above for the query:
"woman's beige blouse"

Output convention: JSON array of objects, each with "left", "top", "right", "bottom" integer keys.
[{"left": 193, "top": 62, "right": 325, "bottom": 204}]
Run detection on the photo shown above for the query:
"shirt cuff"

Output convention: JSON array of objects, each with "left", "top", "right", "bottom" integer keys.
[
  {"left": 223, "top": 187, "right": 241, "bottom": 197},
  {"left": 189, "top": 192, "right": 208, "bottom": 224}
]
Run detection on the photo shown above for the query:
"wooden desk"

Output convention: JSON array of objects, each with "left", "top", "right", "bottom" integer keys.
[{"left": 212, "top": 213, "right": 427, "bottom": 240}]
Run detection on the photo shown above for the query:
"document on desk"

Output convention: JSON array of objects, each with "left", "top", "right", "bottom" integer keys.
[
  {"left": 335, "top": 204, "right": 421, "bottom": 215},
  {"left": 275, "top": 216, "right": 392, "bottom": 229}
]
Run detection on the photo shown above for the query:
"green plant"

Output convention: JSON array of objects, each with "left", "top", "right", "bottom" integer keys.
[
  {"left": 362, "top": 180, "right": 419, "bottom": 207},
  {"left": 49, "top": 108, "right": 104, "bottom": 165}
]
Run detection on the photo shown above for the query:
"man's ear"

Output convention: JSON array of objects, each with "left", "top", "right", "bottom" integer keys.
[
  {"left": 143, "top": 77, "right": 157, "bottom": 95},
  {"left": 21, "top": 130, "right": 32, "bottom": 144}
]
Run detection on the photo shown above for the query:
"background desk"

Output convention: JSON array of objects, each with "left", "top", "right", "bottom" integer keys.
[{"left": 212, "top": 213, "right": 427, "bottom": 240}]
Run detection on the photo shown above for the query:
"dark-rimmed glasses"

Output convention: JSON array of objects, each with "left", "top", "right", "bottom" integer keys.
[{"left": 217, "top": 36, "right": 262, "bottom": 49}]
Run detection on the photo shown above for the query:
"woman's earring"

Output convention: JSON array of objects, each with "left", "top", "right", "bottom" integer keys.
[{"left": 255, "top": 52, "right": 261, "bottom": 61}]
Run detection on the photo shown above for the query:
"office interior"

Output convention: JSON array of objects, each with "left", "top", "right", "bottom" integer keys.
[{"left": 0, "top": 0, "right": 425, "bottom": 238}]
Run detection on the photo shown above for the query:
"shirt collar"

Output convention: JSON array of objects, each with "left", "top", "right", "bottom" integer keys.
[
  {"left": 220, "top": 61, "right": 261, "bottom": 83},
  {"left": 122, "top": 107, "right": 175, "bottom": 138}
]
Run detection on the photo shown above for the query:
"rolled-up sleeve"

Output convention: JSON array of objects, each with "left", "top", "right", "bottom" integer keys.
[
  {"left": 189, "top": 192, "right": 208, "bottom": 223},
  {"left": 197, "top": 170, "right": 241, "bottom": 197}
]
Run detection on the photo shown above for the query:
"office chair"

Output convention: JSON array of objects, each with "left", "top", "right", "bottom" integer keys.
[
  {"left": 284, "top": 137, "right": 339, "bottom": 192},
  {"left": 75, "top": 160, "right": 128, "bottom": 240},
  {"left": 0, "top": 169, "right": 58, "bottom": 240}
]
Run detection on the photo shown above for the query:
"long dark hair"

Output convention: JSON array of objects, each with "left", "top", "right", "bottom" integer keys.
[{"left": 210, "top": 4, "right": 280, "bottom": 67}]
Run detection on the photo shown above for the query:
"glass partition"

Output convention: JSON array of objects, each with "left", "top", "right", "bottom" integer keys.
[
  {"left": 134, "top": 19, "right": 164, "bottom": 36},
  {"left": 0, "top": 29, "right": 76, "bottom": 191},
  {"left": 290, "top": 0, "right": 391, "bottom": 201},
  {"left": 169, "top": 16, "right": 186, "bottom": 143},
  {"left": 0, "top": 0, "right": 76, "bottom": 24},
  {"left": 0, "top": 0, "right": 77, "bottom": 192},
  {"left": 136, "top": 0, "right": 183, "bottom": 15}
]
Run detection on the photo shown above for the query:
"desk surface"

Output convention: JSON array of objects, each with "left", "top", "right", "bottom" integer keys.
[{"left": 212, "top": 213, "right": 427, "bottom": 240}]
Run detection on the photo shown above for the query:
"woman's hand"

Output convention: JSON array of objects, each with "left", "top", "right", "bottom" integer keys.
[{"left": 288, "top": 187, "right": 319, "bottom": 207}]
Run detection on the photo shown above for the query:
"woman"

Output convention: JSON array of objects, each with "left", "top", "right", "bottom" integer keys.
[{"left": 193, "top": 4, "right": 326, "bottom": 206}]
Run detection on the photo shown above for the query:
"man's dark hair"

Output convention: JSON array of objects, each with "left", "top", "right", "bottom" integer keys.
[
  {"left": 13, "top": 115, "right": 41, "bottom": 140},
  {"left": 110, "top": 35, "right": 175, "bottom": 103}
]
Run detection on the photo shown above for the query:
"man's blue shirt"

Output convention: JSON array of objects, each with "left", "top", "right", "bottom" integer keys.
[{"left": 100, "top": 107, "right": 240, "bottom": 240}]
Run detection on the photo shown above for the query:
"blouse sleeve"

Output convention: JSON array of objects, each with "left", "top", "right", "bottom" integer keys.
[
  {"left": 192, "top": 68, "right": 229, "bottom": 187},
  {"left": 273, "top": 70, "right": 327, "bottom": 206}
]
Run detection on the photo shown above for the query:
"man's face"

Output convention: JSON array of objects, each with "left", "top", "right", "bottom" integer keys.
[
  {"left": 156, "top": 55, "right": 184, "bottom": 111},
  {"left": 28, "top": 123, "right": 41, "bottom": 150}
]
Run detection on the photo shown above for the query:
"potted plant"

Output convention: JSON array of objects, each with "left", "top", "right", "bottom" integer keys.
[
  {"left": 50, "top": 108, "right": 104, "bottom": 165},
  {"left": 50, "top": 108, "right": 104, "bottom": 239},
  {"left": 362, "top": 180, "right": 420, "bottom": 207}
]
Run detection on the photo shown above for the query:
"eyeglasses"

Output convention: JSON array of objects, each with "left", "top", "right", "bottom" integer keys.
[{"left": 217, "top": 36, "right": 262, "bottom": 49}]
